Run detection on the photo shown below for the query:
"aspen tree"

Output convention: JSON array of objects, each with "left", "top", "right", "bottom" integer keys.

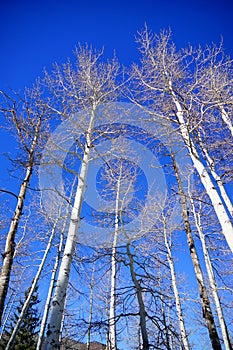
[
  {"left": 0, "top": 87, "right": 49, "bottom": 325},
  {"left": 132, "top": 28, "right": 233, "bottom": 253},
  {"left": 43, "top": 46, "right": 121, "bottom": 349}
]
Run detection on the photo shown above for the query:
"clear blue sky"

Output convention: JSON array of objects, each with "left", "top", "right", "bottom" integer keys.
[{"left": 0, "top": 0, "right": 233, "bottom": 91}]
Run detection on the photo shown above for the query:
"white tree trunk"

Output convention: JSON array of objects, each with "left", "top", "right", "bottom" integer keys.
[
  {"left": 87, "top": 265, "right": 95, "bottom": 350},
  {"left": 36, "top": 225, "right": 65, "bottom": 350},
  {"left": 6, "top": 218, "right": 58, "bottom": 350},
  {"left": 108, "top": 176, "right": 121, "bottom": 350},
  {"left": 171, "top": 150, "right": 222, "bottom": 350},
  {"left": 220, "top": 106, "right": 233, "bottom": 137},
  {"left": 197, "top": 130, "right": 233, "bottom": 217},
  {"left": 169, "top": 81, "right": 233, "bottom": 253},
  {"left": 190, "top": 194, "right": 232, "bottom": 350},
  {"left": 163, "top": 221, "right": 190, "bottom": 350},
  {"left": 45, "top": 107, "right": 96, "bottom": 350}
]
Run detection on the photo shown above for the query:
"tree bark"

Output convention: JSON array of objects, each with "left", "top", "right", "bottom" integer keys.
[
  {"left": 162, "top": 219, "right": 190, "bottom": 350},
  {"left": 169, "top": 81, "right": 233, "bottom": 253},
  {"left": 126, "top": 243, "right": 149, "bottom": 350},
  {"left": 36, "top": 221, "right": 65, "bottom": 350},
  {"left": 0, "top": 117, "right": 41, "bottom": 325},
  {"left": 5, "top": 218, "right": 58, "bottom": 350},
  {"left": 196, "top": 129, "right": 233, "bottom": 217},
  {"left": 45, "top": 107, "right": 96, "bottom": 350},
  {"left": 189, "top": 193, "right": 232, "bottom": 350},
  {"left": 171, "top": 150, "right": 222, "bottom": 350},
  {"left": 87, "top": 265, "right": 95, "bottom": 350},
  {"left": 220, "top": 106, "right": 233, "bottom": 138},
  {"left": 108, "top": 175, "right": 121, "bottom": 350}
]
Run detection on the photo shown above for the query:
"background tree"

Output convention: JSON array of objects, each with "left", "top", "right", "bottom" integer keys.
[
  {"left": 0, "top": 87, "right": 50, "bottom": 324},
  {"left": 0, "top": 285, "right": 40, "bottom": 350},
  {"left": 131, "top": 27, "right": 233, "bottom": 252}
]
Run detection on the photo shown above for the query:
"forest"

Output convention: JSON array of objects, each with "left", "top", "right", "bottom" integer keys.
[{"left": 0, "top": 28, "right": 232, "bottom": 350}]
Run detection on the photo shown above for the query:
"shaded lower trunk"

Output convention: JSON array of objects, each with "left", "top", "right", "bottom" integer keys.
[
  {"left": 190, "top": 194, "right": 232, "bottom": 350},
  {"left": 163, "top": 220, "right": 190, "bottom": 350},
  {"left": 171, "top": 151, "right": 222, "bottom": 350},
  {"left": 126, "top": 243, "right": 149, "bottom": 350},
  {"left": 0, "top": 166, "right": 32, "bottom": 325}
]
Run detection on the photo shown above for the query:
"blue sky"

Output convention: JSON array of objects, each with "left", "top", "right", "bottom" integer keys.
[{"left": 1, "top": 0, "right": 233, "bottom": 92}]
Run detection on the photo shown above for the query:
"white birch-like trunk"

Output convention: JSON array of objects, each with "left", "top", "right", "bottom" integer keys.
[
  {"left": 87, "top": 265, "right": 95, "bottom": 350},
  {"left": 163, "top": 222, "right": 190, "bottom": 350},
  {"left": 189, "top": 194, "right": 232, "bottom": 350},
  {"left": 108, "top": 176, "right": 121, "bottom": 350},
  {"left": 36, "top": 225, "right": 65, "bottom": 350},
  {"left": 5, "top": 218, "right": 58, "bottom": 350},
  {"left": 161, "top": 295, "right": 172, "bottom": 350},
  {"left": 45, "top": 107, "right": 96, "bottom": 350},
  {"left": 0, "top": 270, "right": 24, "bottom": 340},
  {"left": 169, "top": 81, "right": 233, "bottom": 253},
  {"left": 197, "top": 130, "right": 233, "bottom": 217},
  {"left": 37, "top": 176, "right": 77, "bottom": 350},
  {"left": 220, "top": 106, "right": 233, "bottom": 138},
  {"left": 171, "top": 150, "right": 222, "bottom": 350}
]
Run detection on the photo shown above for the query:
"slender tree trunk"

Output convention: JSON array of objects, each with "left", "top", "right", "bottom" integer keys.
[
  {"left": 220, "top": 106, "right": 233, "bottom": 137},
  {"left": 45, "top": 107, "right": 96, "bottom": 350},
  {"left": 137, "top": 323, "right": 142, "bottom": 350},
  {"left": 37, "top": 178, "right": 77, "bottom": 350},
  {"left": 0, "top": 118, "right": 41, "bottom": 325},
  {"left": 162, "top": 219, "right": 190, "bottom": 350},
  {"left": 171, "top": 150, "right": 222, "bottom": 350},
  {"left": 126, "top": 243, "right": 149, "bottom": 350},
  {"left": 108, "top": 176, "right": 121, "bottom": 350},
  {"left": 87, "top": 265, "right": 95, "bottom": 350},
  {"left": 196, "top": 129, "right": 233, "bottom": 217},
  {"left": 5, "top": 217, "right": 58, "bottom": 350},
  {"left": 169, "top": 80, "right": 233, "bottom": 253},
  {"left": 189, "top": 193, "right": 233, "bottom": 350},
  {"left": 161, "top": 295, "right": 172, "bottom": 350},
  {"left": 36, "top": 225, "right": 65, "bottom": 350}
]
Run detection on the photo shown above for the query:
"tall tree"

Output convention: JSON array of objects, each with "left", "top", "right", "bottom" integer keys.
[
  {"left": 188, "top": 184, "right": 233, "bottom": 350},
  {"left": 132, "top": 27, "right": 233, "bottom": 253},
  {"left": 43, "top": 45, "right": 121, "bottom": 349},
  {"left": 170, "top": 148, "right": 222, "bottom": 350},
  {"left": 126, "top": 242, "right": 149, "bottom": 350},
  {"left": 0, "top": 87, "right": 49, "bottom": 325},
  {"left": 161, "top": 214, "right": 190, "bottom": 350}
]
